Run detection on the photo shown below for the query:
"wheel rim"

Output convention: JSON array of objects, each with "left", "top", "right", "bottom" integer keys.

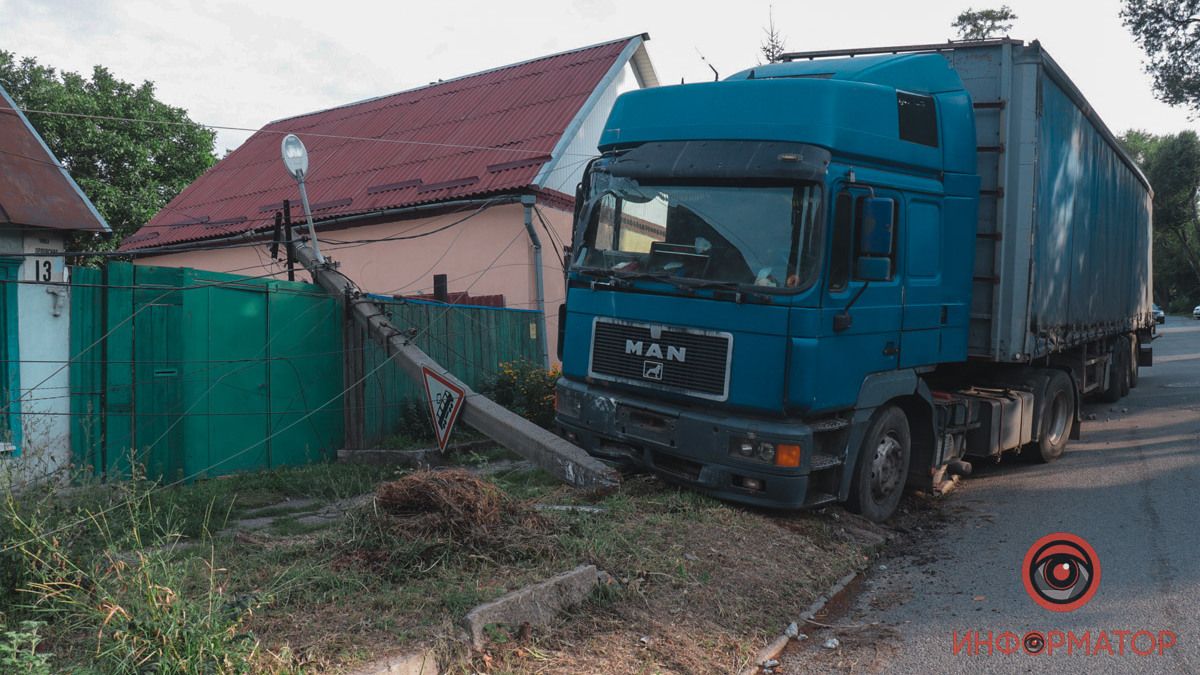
[
  {"left": 1046, "top": 389, "right": 1070, "bottom": 447},
  {"left": 870, "top": 432, "right": 904, "bottom": 501}
]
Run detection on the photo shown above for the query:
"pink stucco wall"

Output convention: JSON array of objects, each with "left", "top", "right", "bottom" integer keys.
[{"left": 136, "top": 201, "right": 574, "bottom": 363}]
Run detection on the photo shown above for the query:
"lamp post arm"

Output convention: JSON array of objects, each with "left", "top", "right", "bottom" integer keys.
[{"left": 295, "top": 178, "right": 325, "bottom": 264}]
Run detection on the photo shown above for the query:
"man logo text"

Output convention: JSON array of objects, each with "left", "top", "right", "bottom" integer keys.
[{"left": 625, "top": 340, "right": 686, "bottom": 362}]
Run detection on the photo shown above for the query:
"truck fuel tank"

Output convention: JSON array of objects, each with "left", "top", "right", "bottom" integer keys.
[{"left": 960, "top": 387, "right": 1036, "bottom": 458}]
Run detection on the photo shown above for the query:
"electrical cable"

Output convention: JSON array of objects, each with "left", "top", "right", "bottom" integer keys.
[
  {"left": 13, "top": 106, "right": 602, "bottom": 159},
  {"left": 3, "top": 223, "right": 538, "bottom": 540},
  {"left": 5, "top": 290, "right": 342, "bottom": 489},
  {"left": 0, "top": 266, "right": 332, "bottom": 412},
  {"left": 0, "top": 343, "right": 407, "bottom": 554}
]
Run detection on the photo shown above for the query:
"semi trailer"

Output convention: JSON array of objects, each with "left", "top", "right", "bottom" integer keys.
[{"left": 554, "top": 39, "right": 1154, "bottom": 521}]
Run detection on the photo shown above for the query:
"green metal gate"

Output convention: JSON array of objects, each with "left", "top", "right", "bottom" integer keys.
[
  {"left": 70, "top": 263, "right": 343, "bottom": 481},
  {"left": 69, "top": 263, "right": 545, "bottom": 481}
]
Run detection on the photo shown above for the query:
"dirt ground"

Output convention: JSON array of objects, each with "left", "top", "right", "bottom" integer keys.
[{"left": 451, "top": 474, "right": 897, "bottom": 675}]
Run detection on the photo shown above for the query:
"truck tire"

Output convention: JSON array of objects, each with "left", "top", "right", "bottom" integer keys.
[
  {"left": 1128, "top": 335, "right": 1139, "bottom": 389},
  {"left": 1099, "top": 340, "right": 1128, "bottom": 403},
  {"left": 1033, "top": 370, "right": 1074, "bottom": 463},
  {"left": 846, "top": 405, "right": 910, "bottom": 522}
]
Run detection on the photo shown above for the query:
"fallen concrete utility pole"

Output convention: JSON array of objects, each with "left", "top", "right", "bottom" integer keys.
[{"left": 289, "top": 239, "right": 618, "bottom": 489}]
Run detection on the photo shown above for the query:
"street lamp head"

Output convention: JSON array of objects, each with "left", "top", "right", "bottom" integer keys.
[{"left": 281, "top": 133, "right": 309, "bottom": 181}]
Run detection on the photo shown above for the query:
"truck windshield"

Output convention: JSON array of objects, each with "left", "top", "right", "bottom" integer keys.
[{"left": 573, "top": 180, "right": 823, "bottom": 290}]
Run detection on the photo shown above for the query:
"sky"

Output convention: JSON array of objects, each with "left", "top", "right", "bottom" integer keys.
[{"left": 1, "top": 0, "right": 1194, "bottom": 154}]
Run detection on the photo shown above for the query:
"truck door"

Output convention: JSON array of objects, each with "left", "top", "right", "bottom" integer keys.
[
  {"left": 900, "top": 197, "right": 944, "bottom": 368},
  {"left": 820, "top": 188, "right": 903, "bottom": 398}
]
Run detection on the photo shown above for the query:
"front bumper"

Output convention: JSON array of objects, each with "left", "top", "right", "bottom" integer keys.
[{"left": 555, "top": 379, "right": 822, "bottom": 508}]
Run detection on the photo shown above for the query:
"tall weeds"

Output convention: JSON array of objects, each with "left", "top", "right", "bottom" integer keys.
[{"left": 0, "top": 464, "right": 273, "bottom": 673}]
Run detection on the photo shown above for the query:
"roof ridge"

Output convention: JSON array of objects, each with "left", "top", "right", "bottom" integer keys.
[
  {"left": 265, "top": 34, "right": 647, "bottom": 128},
  {"left": 0, "top": 83, "right": 111, "bottom": 232}
]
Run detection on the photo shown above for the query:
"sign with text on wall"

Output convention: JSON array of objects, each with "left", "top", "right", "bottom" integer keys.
[
  {"left": 22, "top": 236, "right": 64, "bottom": 282},
  {"left": 25, "top": 257, "right": 61, "bottom": 282},
  {"left": 422, "top": 366, "right": 466, "bottom": 451}
]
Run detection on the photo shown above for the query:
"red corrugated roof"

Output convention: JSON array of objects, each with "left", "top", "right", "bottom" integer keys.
[
  {"left": 0, "top": 85, "right": 109, "bottom": 232},
  {"left": 123, "top": 37, "right": 636, "bottom": 251}
]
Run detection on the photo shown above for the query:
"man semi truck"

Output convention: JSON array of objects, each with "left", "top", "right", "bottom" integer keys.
[{"left": 554, "top": 39, "right": 1154, "bottom": 522}]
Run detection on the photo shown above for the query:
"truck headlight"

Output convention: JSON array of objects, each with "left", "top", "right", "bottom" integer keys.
[
  {"left": 555, "top": 386, "right": 583, "bottom": 418},
  {"left": 729, "top": 437, "right": 802, "bottom": 467}
]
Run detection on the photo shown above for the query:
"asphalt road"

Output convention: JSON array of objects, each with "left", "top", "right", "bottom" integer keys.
[{"left": 783, "top": 316, "right": 1200, "bottom": 674}]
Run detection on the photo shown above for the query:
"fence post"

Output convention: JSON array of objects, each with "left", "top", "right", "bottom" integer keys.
[
  {"left": 433, "top": 274, "right": 448, "bottom": 303},
  {"left": 342, "top": 294, "right": 365, "bottom": 451}
]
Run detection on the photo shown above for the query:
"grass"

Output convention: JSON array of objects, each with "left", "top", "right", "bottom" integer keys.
[
  {"left": 149, "top": 463, "right": 396, "bottom": 537},
  {"left": 1, "top": 458, "right": 880, "bottom": 674}
]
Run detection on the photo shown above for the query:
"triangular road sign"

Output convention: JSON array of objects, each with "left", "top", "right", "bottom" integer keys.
[{"left": 422, "top": 366, "right": 466, "bottom": 451}]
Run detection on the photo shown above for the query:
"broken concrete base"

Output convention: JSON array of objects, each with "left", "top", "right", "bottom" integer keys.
[
  {"left": 346, "top": 650, "right": 438, "bottom": 675},
  {"left": 337, "top": 440, "right": 497, "bottom": 467},
  {"left": 337, "top": 447, "right": 446, "bottom": 468},
  {"left": 463, "top": 564, "right": 598, "bottom": 648},
  {"left": 228, "top": 495, "right": 370, "bottom": 532}
]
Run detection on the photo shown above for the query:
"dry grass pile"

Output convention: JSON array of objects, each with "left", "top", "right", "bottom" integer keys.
[
  {"left": 342, "top": 469, "right": 553, "bottom": 574},
  {"left": 375, "top": 468, "right": 515, "bottom": 535}
]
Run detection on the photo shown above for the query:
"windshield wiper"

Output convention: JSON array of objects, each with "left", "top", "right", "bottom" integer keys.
[
  {"left": 570, "top": 266, "right": 692, "bottom": 293},
  {"left": 611, "top": 270, "right": 696, "bottom": 294},
  {"left": 673, "top": 278, "right": 775, "bottom": 302},
  {"left": 573, "top": 267, "right": 771, "bottom": 301}
]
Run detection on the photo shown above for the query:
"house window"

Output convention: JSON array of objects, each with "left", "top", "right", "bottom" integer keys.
[
  {"left": 897, "top": 92, "right": 938, "bottom": 147},
  {"left": 0, "top": 259, "right": 19, "bottom": 454}
]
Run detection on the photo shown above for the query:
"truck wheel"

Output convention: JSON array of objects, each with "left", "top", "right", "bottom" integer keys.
[
  {"left": 1033, "top": 370, "right": 1074, "bottom": 463},
  {"left": 1128, "top": 335, "right": 1139, "bottom": 389},
  {"left": 846, "top": 405, "right": 910, "bottom": 522},
  {"left": 1099, "top": 340, "right": 1127, "bottom": 403}
]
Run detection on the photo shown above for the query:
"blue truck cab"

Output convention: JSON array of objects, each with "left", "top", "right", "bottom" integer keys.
[{"left": 555, "top": 41, "right": 1154, "bottom": 521}]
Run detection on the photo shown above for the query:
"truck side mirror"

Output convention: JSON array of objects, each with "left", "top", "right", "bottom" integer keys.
[
  {"left": 855, "top": 256, "right": 892, "bottom": 282},
  {"left": 859, "top": 197, "right": 895, "bottom": 257}
]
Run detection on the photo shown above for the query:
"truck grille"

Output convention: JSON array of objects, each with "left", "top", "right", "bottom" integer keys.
[{"left": 589, "top": 319, "right": 731, "bottom": 399}]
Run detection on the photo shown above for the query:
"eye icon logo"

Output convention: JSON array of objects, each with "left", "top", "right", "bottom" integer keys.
[{"left": 1022, "top": 533, "right": 1100, "bottom": 612}]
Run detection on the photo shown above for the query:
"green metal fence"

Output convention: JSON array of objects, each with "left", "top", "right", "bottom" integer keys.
[
  {"left": 70, "top": 262, "right": 543, "bottom": 481},
  {"left": 355, "top": 295, "right": 544, "bottom": 448}
]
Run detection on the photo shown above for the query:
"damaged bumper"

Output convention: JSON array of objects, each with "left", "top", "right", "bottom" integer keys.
[{"left": 555, "top": 379, "right": 818, "bottom": 508}]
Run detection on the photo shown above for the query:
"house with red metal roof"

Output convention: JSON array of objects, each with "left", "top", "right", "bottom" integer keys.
[
  {"left": 122, "top": 35, "right": 658, "bottom": 363},
  {"left": 1, "top": 82, "right": 110, "bottom": 480}
]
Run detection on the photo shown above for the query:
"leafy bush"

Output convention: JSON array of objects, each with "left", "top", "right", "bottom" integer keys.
[
  {"left": 484, "top": 361, "right": 560, "bottom": 429},
  {"left": 0, "top": 620, "right": 52, "bottom": 674}
]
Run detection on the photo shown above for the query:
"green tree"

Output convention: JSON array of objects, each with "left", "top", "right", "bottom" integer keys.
[
  {"left": 1122, "top": 0, "right": 1200, "bottom": 113},
  {"left": 0, "top": 52, "right": 216, "bottom": 252},
  {"left": 760, "top": 6, "right": 788, "bottom": 65},
  {"left": 1121, "top": 129, "right": 1200, "bottom": 309},
  {"left": 952, "top": 5, "right": 1018, "bottom": 40}
]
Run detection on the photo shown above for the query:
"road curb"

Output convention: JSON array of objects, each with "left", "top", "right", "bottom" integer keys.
[{"left": 739, "top": 569, "right": 862, "bottom": 675}]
